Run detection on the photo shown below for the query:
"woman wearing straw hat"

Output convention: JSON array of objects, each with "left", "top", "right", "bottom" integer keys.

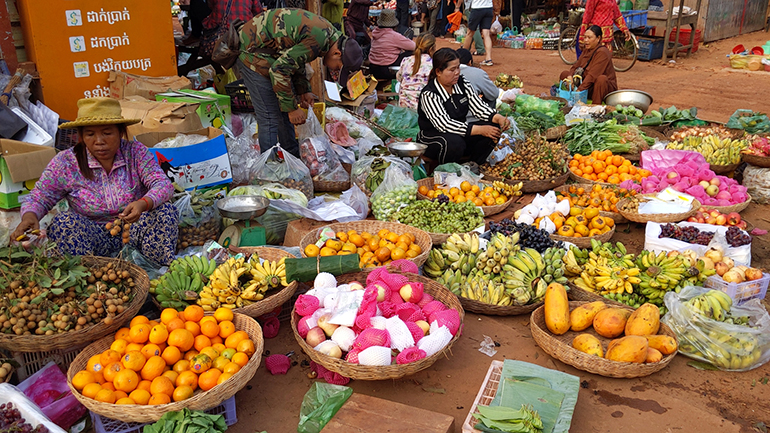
[
  {"left": 369, "top": 8, "right": 416, "bottom": 81},
  {"left": 10, "top": 98, "right": 179, "bottom": 265}
]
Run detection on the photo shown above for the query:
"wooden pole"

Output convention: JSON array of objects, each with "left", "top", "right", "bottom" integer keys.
[{"left": 307, "top": 0, "right": 325, "bottom": 100}]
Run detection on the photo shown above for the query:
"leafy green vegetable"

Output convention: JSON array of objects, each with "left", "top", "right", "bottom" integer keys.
[
  {"left": 142, "top": 409, "right": 227, "bottom": 433},
  {"left": 474, "top": 405, "right": 544, "bottom": 433},
  {"left": 563, "top": 120, "right": 631, "bottom": 155}
]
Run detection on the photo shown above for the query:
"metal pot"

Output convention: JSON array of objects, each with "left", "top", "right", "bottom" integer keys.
[{"left": 603, "top": 89, "right": 654, "bottom": 113}]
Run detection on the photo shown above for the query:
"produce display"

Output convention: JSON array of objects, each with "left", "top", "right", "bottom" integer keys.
[
  {"left": 551, "top": 208, "right": 614, "bottom": 239},
  {"left": 563, "top": 120, "right": 652, "bottom": 156},
  {"left": 658, "top": 224, "right": 714, "bottom": 246},
  {"left": 0, "top": 402, "right": 49, "bottom": 433},
  {"left": 686, "top": 208, "right": 748, "bottom": 230},
  {"left": 669, "top": 125, "right": 741, "bottom": 142},
  {"left": 70, "top": 306, "right": 256, "bottom": 404},
  {"left": 417, "top": 181, "right": 521, "bottom": 207},
  {"left": 666, "top": 136, "right": 748, "bottom": 166},
  {"left": 150, "top": 256, "right": 218, "bottom": 310},
  {"left": 556, "top": 184, "right": 637, "bottom": 213},
  {"left": 514, "top": 95, "right": 564, "bottom": 123},
  {"left": 0, "top": 246, "right": 137, "bottom": 335},
  {"left": 515, "top": 112, "right": 561, "bottom": 135},
  {"left": 569, "top": 151, "right": 652, "bottom": 184},
  {"left": 394, "top": 200, "right": 484, "bottom": 234},
  {"left": 481, "top": 136, "right": 569, "bottom": 181},
  {"left": 303, "top": 228, "right": 423, "bottom": 268},
  {"left": 364, "top": 158, "right": 391, "bottom": 193},
  {"left": 703, "top": 246, "right": 764, "bottom": 285},
  {"left": 742, "top": 135, "right": 770, "bottom": 157},
  {"left": 493, "top": 73, "right": 523, "bottom": 89},
  {"left": 197, "top": 256, "right": 287, "bottom": 310},
  {"left": 174, "top": 185, "right": 223, "bottom": 250},
  {"left": 487, "top": 219, "right": 559, "bottom": 253}
]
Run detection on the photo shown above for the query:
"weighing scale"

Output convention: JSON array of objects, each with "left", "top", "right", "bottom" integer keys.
[
  {"left": 217, "top": 196, "right": 270, "bottom": 248},
  {"left": 387, "top": 142, "right": 429, "bottom": 180}
]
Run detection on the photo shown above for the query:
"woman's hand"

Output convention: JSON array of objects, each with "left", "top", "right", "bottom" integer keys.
[
  {"left": 472, "top": 124, "right": 501, "bottom": 141},
  {"left": 289, "top": 108, "right": 308, "bottom": 125},
  {"left": 119, "top": 200, "right": 149, "bottom": 224},
  {"left": 493, "top": 114, "right": 511, "bottom": 131},
  {"left": 11, "top": 213, "right": 39, "bottom": 242}
]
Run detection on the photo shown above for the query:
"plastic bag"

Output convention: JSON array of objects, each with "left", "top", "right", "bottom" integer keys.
[
  {"left": 726, "top": 109, "right": 770, "bottom": 134},
  {"left": 155, "top": 133, "right": 210, "bottom": 148},
  {"left": 325, "top": 107, "right": 384, "bottom": 144},
  {"left": 226, "top": 114, "right": 260, "bottom": 185},
  {"left": 338, "top": 184, "right": 370, "bottom": 222},
  {"left": 644, "top": 222, "right": 752, "bottom": 266},
  {"left": 325, "top": 121, "right": 357, "bottom": 147},
  {"left": 17, "top": 362, "right": 86, "bottom": 430},
  {"left": 662, "top": 286, "right": 770, "bottom": 371},
  {"left": 376, "top": 105, "right": 419, "bottom": 140},
  {"left": 351, "top": 155, "right": 412, "bottom": 195},
  {"left": 356, "top": 138, "right": 389, "bottom": 159},
  {"left": 228, "top": 183, "right": 308, "bottom": 207},
  {"left": 227, "top": 183, "right": 307, "bottom": 244},
  {"left": 296, "top": 106, "right": 325, "bottom": 142},
  {"left": 371, "top": 164, "right": 418, "bottom": 221},
  {"left": 253, "top": 144, "right": 314, "bottom": 199},
  {"left": 174, "top": 192, "right": 222, "bottom": 249},
  {"left": 490, "top": 17, "right": 503, "bottom": 34},
  {"left": 432, "top": 164, "right": 481, "bottom": 189},
  {"left": 299, "top": 137, "right": 350, "bottom": 182},
  {"left": 742, "top": 165, "right": 770, "bottom": 204},
  {"left": 331, "top": 142, "right": 356, "bottom": 165},
  {"left": 297, "top": 382, "right": 353, "bottom": 433},
  {"left": 500, "top": 88, "right": 524, "bottom": 103}
]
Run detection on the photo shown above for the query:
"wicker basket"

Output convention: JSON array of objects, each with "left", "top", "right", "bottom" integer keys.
[
  {"left": 545, "top": 125, "right": 568, "bottom": 140},
  {"left": 664, "top": 123, "right": 745, "bottom": 142},
  {"left": 484, "top": 171, "right": 569, "bottom": 193},
  {"left": 460, "top": 298, "right": 543, "bottom": 316},
  {"left": 67, "top": 313, "right": 263, "bottom": 423},
  {"left": 540, "top": 96, "right": 570, "bottom": 115},
  {"left": 742, "top": 153, "right": 770, "bottom": 168},
  {"left": 299, "top": 221, "right": 431, "bottom": 267},
  {"left": 313, "top": 178, "right": 351, "bottom": 193},
  {"left": 638, "top": 126, "right": 668, "bottom": 143},
  {"left": 415, "top": 178, "right": 513, "bottom": 217},
  {"left": 707, "top": 194, "right": 752, "bottom": 214},
  {"left": 550, "top": 225, "right": 615, "bottom": 248},
  {"left": 291, "top": 269, "right": 463, "bottom": 380},
  {"left": 530, "top": 301, "right": 677, "bottom": 378},
  {"left": 566, "top": 285, "right": 630, "bottom": 309},
  {"left": 710, "top": 163, "right": 740, "bottom": 175},
  {"left": 617, "top": 152, "right": 641, "bottom": 163},
  {"left": 552, "top": 183, "right": 629, "bottom": 224},
  {"left": 568, "top": 169, "right": 613, "bottom": 186},
  {"left": 0, "top": 257, "right": 148, "bottom": 352},
  {"left": 616, "top": 196, "right": 700, "bottom": 223}
]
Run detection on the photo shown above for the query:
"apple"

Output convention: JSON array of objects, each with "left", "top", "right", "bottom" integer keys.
[
  {"left": 697, "top": 216, "right": 706, "bottom": 224},
  {"left": 415, "top": 320, "right": 430, "bottom": 335},
  {"left": 736, "top": 220, "right": 748, "bottom": 230},
  {"left": 699, "top": 181, "right": 711, "bottom": 189},
  {"left": 315, "top": 340, "right": 342, "bottom": 358},
  {"left": 331, "top": 326, "right": 356, "bottom": 352},
  {"left": 374, "top": 283, "right": 389, "bottom": 302},
  {"left": 726, "top": 212, "right": 741, "bottom": 226},
  {"left": 667, "top": 250, "right": 680, "bottom": 258},
  {"left": 399, "top": 283, "right": 424, "bottom": 303},
  {"left": 706, "top": 216, "right": 717, "bottom": 225},
  {"left": 710, "top": 178, "right": 721, "bottom": 187},
  {"left": 715, "top": 261, "right": 730, "bottom": 277},
  {"left": 667, "top": 171, "right": 678, "bottom": 179},
  {"left": 706, "top": 185, "right": 720, "bottom": 197},
  {"left": 348, "top": 281, "right": 365, "bottom": 291},
  {"left": 306, "top": 327, "right": 326, "bottom": 347},
  {"left": 709, "top": 210, "right": 721, "bottom": 218},
  {"left": 298, "top": 316, "right": 313, "bottom": 338},
  {"left": 687, "top": 217, "right": 698, "bottom": 223},
  {"left": 715, "top": 214, "right": 727, "bottom": 226},
  {"left": 317, "top": 313, "right": 339, "bottom": 337}
]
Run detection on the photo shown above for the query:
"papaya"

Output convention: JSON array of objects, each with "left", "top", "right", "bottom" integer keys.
[
  {"left": 605, "top": 335, "right": 648, "bottom": 363},
  {"left": 645, "top": 335, "right": 678, "bottom": 355},
  {"left": 645, "top": 347, "right": 663, "bottom": 363},
  {"left": 572, "top": 334, "right": 604, "bottom": 358},
  {"left": 593, "top": 308, "right": 631, "bottom": 338},
  {"left": 624, "top": 303, "right": 661, "bottom": 336},
  {"left": 544, "top": 283, "right": 570, "bottom": 335},
  {"left": 570, "top": 301, "right": 607, "bottom": 331}
]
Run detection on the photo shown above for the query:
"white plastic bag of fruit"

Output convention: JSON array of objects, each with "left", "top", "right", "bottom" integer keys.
[{"left": 644, "top": 222, "right": 752, "bottom": 266}]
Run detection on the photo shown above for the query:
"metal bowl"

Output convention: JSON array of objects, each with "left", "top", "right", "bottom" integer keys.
[
  {"left": 216, "top": 196, "right": 269, "bottom": 220},
  {"left": 388, "top": 142, "right": 428, "bottom": 157},
  {"left": 604, "top": 89, "right": 654, "bottom": 113},
  {"left": 389, "top": 65, "right": 401, "bottom": 74}
]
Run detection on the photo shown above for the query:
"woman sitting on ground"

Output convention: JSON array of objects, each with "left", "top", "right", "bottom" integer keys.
[
  {"left": 396, "top": 34, "right": 436, "bottom": 110},
  {"left": 368, "top": 9, "right": 416, "bottom": 80},
  {"left": 559, "top": 25, "right": 617, "bottom": 104}
]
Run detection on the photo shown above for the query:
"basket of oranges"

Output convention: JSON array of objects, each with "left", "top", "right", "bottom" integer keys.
[
  {"left": 67, "top": 306, "right": 263, "bottom": 423},
  {"left": 554, "top": 183, "right": 636, "bottom": 224},
  {"left": 415, "top": 179, "right": 515, "bottom": 217},
  {"left": 300, "top": 221, "right": 431, "bottom": 268},
  {"left": 568, "top": 150, "right": 652, "bottom": 185},
  {"left": 547, "top": 208, "right": 616, "bottom": 248}
]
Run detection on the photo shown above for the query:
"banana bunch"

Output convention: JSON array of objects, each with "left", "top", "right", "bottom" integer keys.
[
  {"left": 541, "top": 247, "right": 568, "bottom": 285},
  {"left": 476, "top": 232, "right": 519, "bottom": 274},
  {"left": 150, "top": 256, "right": 217, "bottom": 310},
  {"left": 563, "top": 246, "right": 589, "bottom": 277},
  {"left": 669, "top": 136, "right": 748, "bottom": 165},
  {"left": 635, "top": 251, "right": 689, "bottom": 300},
  {"left": 573, "top": 253, "right": 641, "bottom": 295},
  {"left": 198, "top": 257, "right": 252, "bottom": 310},
  {"left": 461, "top": 272, "right": 509, "bottom": 305},
  {"left": 685, "top": 290, "right": 734, "bottom": 322},
  {"left": 364, "top": 158, "right": 391, "bottom": 192},
  {"left": 169, "top": 255, "right": 217, "bottom": 277},
  {"left": 437, "top": 268, "right": 469, "bottom": 295},
  {"left": 249, "top": 257, "right": 288, "bottom": 291},
  {"left": 423, "top": 232, "right": 481, "bottom": 279},
  {"left": 590, "top": 239, "right": 636, "bottom": 269},
  {"left": 492, "top": 180, "right": 523, "bottom": 198},
  {"left": 261, "top": 189, "right": 286, "bottom": 200},
  {"left": 601, "top": 292, "right": 650, "bottom": 311},
  {"left": 503, "top": 248, "right": 548, "bottom": 305}
]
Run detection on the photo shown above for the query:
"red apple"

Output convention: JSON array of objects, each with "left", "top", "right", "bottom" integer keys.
[
  {"left": 687, "top": 217, "right": 698, "bottom": 223},
  {"left": 715, "top": 214, "right": 727, "bottom": 226},
  {"left": 726, "top": 212, "right": 741, "bottom": 226},
  {"left": 306, "top": 327, "right": 326, "bottom": 347},
  {"left": 736, "top": 220, "right": 748, "bottom": 229},
  {"left": 697, "top": 217, "right": 706, "bottom": 224},
  {"left": 706, "top": 216, "right": 717, "bottom": 225},
  {"left": 709, "top": 210, "right": 721, "bottom": 218}
]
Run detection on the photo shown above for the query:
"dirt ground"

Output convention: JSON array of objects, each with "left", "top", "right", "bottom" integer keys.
[{"left": 229, "top": 31, "right": 770, "bottom": 433}]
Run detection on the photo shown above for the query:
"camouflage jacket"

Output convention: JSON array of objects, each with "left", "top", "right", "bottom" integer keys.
[{"left": 239, "top": 9, "right": 340, "bottom": 112}]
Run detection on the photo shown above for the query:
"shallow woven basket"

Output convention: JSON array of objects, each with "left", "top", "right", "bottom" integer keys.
[
  {"left": 299, "top": 221, "right": 431, "bottom": 267},
  {"left": 710, "top": 162, "right": 740, "bottom": 175},
  {"left": 638, "top": 126, "right": 668, "bottom": 143},
  {"left": 530, "top": 301, "right": 677, "bottom": 378},
  {"left": 553, "top": 183, "right": 629, "bottom": 224},
  {"left": 707, "top": 193, "right": 752, "bottom": 214},
  {"left": 291, "top": 269, "right": 464, "bottom": 380},
  {"left": 313, "top": 178, "right": 351, "bottom": 192},
  {"left": 617, "top": 152, "right": 641, "bottom": 162},
  {"left": 616, "top": 196, "right": 700, "bottom": 223},
  {"left": 568, "top": 169, "right": 613, "bottom": 187},
  {"left": 550, "top": 225, "right": 615, "bottom": 249},
  {"left": 566, "top": 285, "right": 628, "bottom": 309},
  {"left": 742, "top": 153, "right": 770, "bottom": 168},
  {"left": 67, "top": 313, "right": 263, "bottom": 423},
  {"left": 484, "top": 171, "right": 569, "bottom": 193},
  {"left": 0, "top": 257, "right": 148, "bottom": 352},
  {"left": 459, "top": 298, "right": 543, "bottom": 316},
  {"left": 415, "top": 178, "right": 513, "bottom": 217},
  {"left": 545, "top": 125, "right": 568, "bottom": 140},
  {"left": 664, "top": 123, "right": 745, "bottom": 142}
]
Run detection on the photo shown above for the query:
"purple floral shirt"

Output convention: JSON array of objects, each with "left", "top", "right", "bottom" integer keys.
[{"left": 21, "top": 140, "right": 174, "bottom": 224}]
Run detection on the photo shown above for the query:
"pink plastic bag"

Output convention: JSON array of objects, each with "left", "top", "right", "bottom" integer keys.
[
  {"left": 641, "top": 149, "right": 707, "bottom": 173},
  {"left": 17, "top": 362, "right": 86, "bottom": 430}
]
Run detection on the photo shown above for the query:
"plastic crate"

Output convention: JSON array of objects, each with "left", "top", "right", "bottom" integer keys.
[
  {"left": 12, "top": 344, "right": 88, "bottom": 381},
  {"left": 622, "top": 10, "right": 648, "bottom": 29},
  {"left": 542, "top": 38, "right": 559, "bottom": 50},
  {"left": 704, "top": 273, "right": 770, "bottom": 305},
  {"left": 637, "top": 36, "right": 665, "bottom": 61},
  {"left": 668, "top": 28, "right": 700, "bottom": 53},
  {"left": 225, "top": 79, "right": 253, "bottom": 113},
  {"left": 462, "top": 360, "right": 502, "bottom": 433},
  {"left": 55, "top": 119, "right": 79, "bottom": 151},
  {"left": 92, "top": 396, "right": 237, "bottom": 433}
]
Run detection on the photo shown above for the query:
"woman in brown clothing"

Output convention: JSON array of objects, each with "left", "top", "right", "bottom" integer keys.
[{"left": 559, "top": 25, "right": 617, "bottom": 104}]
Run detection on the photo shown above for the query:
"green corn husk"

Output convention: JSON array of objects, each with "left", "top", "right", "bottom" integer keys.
[{"left": 285, "top": 255, "right": 361, "bottom": 283}]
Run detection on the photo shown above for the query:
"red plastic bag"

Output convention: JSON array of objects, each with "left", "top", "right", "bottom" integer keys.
[{"left": 17, "top": 362, "right": 86, "bottom": 430}]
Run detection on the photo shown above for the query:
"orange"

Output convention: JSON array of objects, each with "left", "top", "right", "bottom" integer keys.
[
  {"left": 148, "top": 324, "right": 169, "bottom": 345},
  {"left": 160, "top": 308, "right": 179, "bottom": 325},
  {"left": 102, "top": 383, "right": 115, "bottom": 391},
  {"left": 115, "top": 327, "right": 130, "bottom": 341},
  {"left": 390, "top": 247, "right": 406, "bottom": 261},
  {"left": 231, "top": 352, "right": 249, "bottom": 368},
  {"left": 173, "top": 385, "right": 194, "bottom": 402},
  {"left": 72, "top": 370, "right": 97, "bottom": 391},
  {"left": 374, "top": 246, "right": 390, "bottom": 263},
  {"left": 129, "top": 324, "right": 151, "bottom": 344},
  {"left": 122, "top": 351, "right": 147, "bottom": 372},
  {"left": 218, "top": 321, "right": 235, "bottom": 339},
  {"left": 161, "top": 346, "right": 182, "bottom": 366},
  {"left": 173, "top": 360, "right": 191, "bottom": 374},
  {"left": 86, "top": 355, "right": 105, "bottom": 374},
  {"left": 113, "top": 369, "right": 139, "bottom": 393},
  {"left": 141, "top": 343, "right": 162, "bottom": 359},
  {"left": 183, "top": 350, "right": 200, "bottom": 361},
  {"left": 102, "top": 362, "right": 124, "bottom": 383},
  {"left": 129, "top": 316, "right": 149, "bottom": 328},
  {"left": 210, "top": 335, "right": 223, "bottom": 345},
  {"left": 409, "top": 243, "right": 422, "bottom": 254},
  {"left": 168, "top": 329, "right": 195, "bottom": 352},
  {"left": 147, "top": 320, "right": 159, "bottom": 329},
  {"left": 116, "top": 397, "right": 136, "bottom": 405},
  {"left": 82, "top": 383, "right": 103, "bottom": 399},
  {"left": 198, "top": 369, "right": 221, "bottom": 392},
  {"left": 136, "top": 380, "right": 152, "bottom": 392},
  {"left": 176, "top": 370, "right": 198, "bottom": 390},
  {"left": 150, "top": 376, "right": 175, "bottom": 398},
  {"left": 236, "top": 339, "right": 255, "bottom": 357},
  {"left": 225, "top": 331, "right": 249, "bottom": 349},
  {"left": 212, "top": 343, "right": 227, "bottom": 354},
  {"left": 125, "top": 342, "right": 144, "bottom": 353},
  {"left": 161, "top": 370, "right": 179, "bottom": 384},
  {"left": 217, "top": 372, "right": 234, "bottom": 385},
  {"left": 110, "top": 339, "right": 129, "bottom": 355},
  {"left": 129, "top": 389, "right": 151, "bottom": 405},
  {"left": 141, "top": 356, "right": 167, "bottom": 381},
  {"left": 212, "top": 356, "right": 230, "bottom": 371},
  {"left": 166, "top": 318, "right": 185, "bottom": 333},
  {"left": 304, "top": 244, "right": 320, "bottom": 257},
  {"left": 200, "top": 347, "right": 219, "bottom": 360},
  {"left": 194, "top": 334, "right": 212, "bottom": 352},
  {"left": 222, "top": 362, "right": 241, "bottom": 375},
  {"left": 148, "top": 394, "right": 171, "bottom": 405},
  {"left": 95, "top": 389, "right": 116, "bottom": 404},
  {"left": 184, "top": 321, "right": 201, "bottom": 337},
  {"left": 184, "top": 305, "right": 205, "bottom": 323}
]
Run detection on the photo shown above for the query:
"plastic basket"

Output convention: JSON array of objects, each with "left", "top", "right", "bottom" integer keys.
[
  {"left": 12, "top": 344, "right": 88, "bottom": 381},
  {"left": 558, "top": 87, "right": 588, "bottom": 104},
  {"left": 622, "top": 10, "right": 648, "bottom": 29},
  {"left": 462, "top": 360, "right": 502, "bottom": 433},
  {"left": 91, "top": 396, "right": 237, "bottom": 433},
  {"left": 668, "top": 28, "right": 700, "bottom": 53},
  {"left": 225, "top": 79, "right": 253, "bottom": 113},
  {"left": 638, "top": 36, "right": 665, "bottom": 61},
  {"left": 56, "top": 119, "right": 79, "bottom": 151},
  {"left": 703, "top": 273, "right": 770, "bottom": 305}
]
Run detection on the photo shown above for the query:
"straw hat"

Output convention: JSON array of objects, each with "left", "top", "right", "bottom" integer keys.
[
  {"left": 378, "top": 9, "right": 399, "bottom": 28},
  {"left": 59, "top": 97, "right": 140, "bottom": 129}
]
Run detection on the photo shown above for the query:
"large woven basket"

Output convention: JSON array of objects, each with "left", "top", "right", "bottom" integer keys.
[
  {"left": 530, "top": 301, "right": 677, "bottom": 378},
  {"left": 616, "top": 196, "right": 700, "bottom": 223},
  {"left": 459, "top": 298, "right": 543, "bottom": 316},
  {"left": 0, "top": 256, "right": 148, "bottom": 352},
  {"left": 710, "top": 162, "right": 740, "bottom": 175},
  {"left": 568, "top": 169, "right": 613, "bottom": 186},
  {"left": 742, "top": 153, "right": 770, "bottom": 168},
  {"left": 553, "top": 183, "right": 629, "bottom": 224},
  {"left": 567, "top": 285, "right": 628, "bottom": 309},
  {"left": 415, "top": 178, "right": 513, "bottom": 217},
  {"left": 426, "top": 229, "right": 482, "bottom": 246},
  {"left": 638, "top": 126, "right": 668, "bottom": 143},
  {"left": 545, "top": 125, "right": 568, "bottom": 140},
  {"left": 707, "top": 193, "right": 752, "bottom": 214},
  {"left": 299, "top": 221, "right": 431, "bottom": 267},
  {"left": 291, "top": 269, "right": 463, "bottom": 380},
  {"left": 67, "top": 313, "right": 263, "bottom": 423},
  {"left": 550, "top": 225, "right": 615, "bottom": 249},
  {"left": 313, "top": 178, "right": 351, "bottom": 192},
  {"left": 484, "top": 171, "right": 569, "bottom": 193}
]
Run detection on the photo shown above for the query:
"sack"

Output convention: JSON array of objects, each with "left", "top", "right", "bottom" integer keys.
[
  {"left": 742, "top": 165, "right": 770, "bottom": 204},
  {"left": 662, "top": 286, "right": 770, "bottom": 371},
  {"left": 297, "top": 383, "right": 353, "bottom": 433},
  {"left": 490, "top": 17, "right": 503, "bottom": 34},
  {"left": 370, "top": 164, "right": 418, "bottom": 221},
  {"left": 212, "top": 19, "right": 245, "bottom": 70},
  {"left": 253, "top": 144, "right": 315, "bottom": 199}
]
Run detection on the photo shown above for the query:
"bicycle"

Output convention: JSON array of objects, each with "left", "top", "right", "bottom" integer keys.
[{"left": 558, "top": 12, "right": 639, "bottom": 72}]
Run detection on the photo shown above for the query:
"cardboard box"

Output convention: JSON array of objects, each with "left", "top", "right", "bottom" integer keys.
[
  {"left": 0, "top": 139, "right": 56, "bottom": 209},
  {"left": 120, "top": 97, "right": 203, "bottom": 138},
  {"left": 109, "top": 71, "right": 192, "bottom": 101},
  {"left": 136, "top": 127, "right": 232, "bottom": 190},
  {"left": 156, "top": 89, "right": 232, "bottom": 129}
]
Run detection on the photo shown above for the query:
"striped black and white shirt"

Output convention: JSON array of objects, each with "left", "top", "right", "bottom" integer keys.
[{"left": 417, "top": 76, "right": 497, "bottom": 138}]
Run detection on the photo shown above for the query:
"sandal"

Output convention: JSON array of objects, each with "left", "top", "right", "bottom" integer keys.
[{"left": 479, "top": 59, "right": 493, "bottom": 66}]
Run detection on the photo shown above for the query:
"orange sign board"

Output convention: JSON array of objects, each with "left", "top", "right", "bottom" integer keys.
[{"left": 16, "top": 0, "right": 177, "bottom": 120}]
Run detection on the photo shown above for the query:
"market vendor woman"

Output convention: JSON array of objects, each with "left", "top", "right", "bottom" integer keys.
[
  {"left": 10, "top": 98, "right": 179, "bottom": 265},
  {"left": 559, "top": 25, "right": 617, "bottom": 104},
  {"left": 417, "top": 48, "right": 510, "bottom": 166}
]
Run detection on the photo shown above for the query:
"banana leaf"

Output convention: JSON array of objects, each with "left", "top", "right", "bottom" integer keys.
[{"left": 285, "top": 255, "right": 361, "bottom": 283}]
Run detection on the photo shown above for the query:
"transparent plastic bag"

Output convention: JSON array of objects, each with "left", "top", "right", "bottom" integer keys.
[
  {"left": 325, "top": 107, "right": 384, "bottom": 144},
  {"left": 174, "top": 193, "right": 221, "bottom": 249},
  {"left": 351, "top": 155, "right": 411, "bottom": 195},
  {"left": 296, "top": 106, "right": 325, "bottom": 141},
  {"left": 297, "top": 382, "right": 353, "bottom": 433},
  {"left": 253, "top": 144, "right": 314, "bottom": 199},
  {"left": 155, "top": 133, "right": 210, "bottom": 148},
  {"left": 490, "top": 17, "right": 503, "bottom": 34},
  {"left": 228, "top": 183, "right": 308, "bottom": 207},
  {"left": 226, "top": 114, "right": 260, "bottom": 185},
  {"left": 742, "top": 165, "right": 770, "bottom": 204},
  {"left": 338, "top": 184, "right": 370, "bottom": 222},
  {"left": 331, "top": 142, "right": 356, "bottom": 165},
  {"left": 371, "top": 164, "right": 418, "bottom": 221},
  {"left": 662, "top": 286, "right": 770, "bottom": 371},
  {"left": 433, "top": 163, "right": 482, "bottom": 188},
  {"left": 299, "top": 137, "right": 350, "bottom": 182}
]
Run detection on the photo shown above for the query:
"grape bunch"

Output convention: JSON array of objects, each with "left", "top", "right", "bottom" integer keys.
[
  {"left": 433, "top": 194, "right": 450, "bottom": 204},
  {"left": 0, "top": 402, "right": 49, "bottom": 433},
  {"left": 487, "top": 218, "right": 562, "bottom": 253},
  {"left": 658, "top": 224, "right": 714, "bottom": 245},
  {"left": 726, "top": 226, "right": 751, "bottom": 247}
]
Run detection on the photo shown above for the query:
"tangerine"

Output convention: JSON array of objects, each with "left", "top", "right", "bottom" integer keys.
[
  {"left": 102, "top": 362, "right": 124, "bottom": 383},
  {"left": 141, "top": 356, "right": 167, "bottom": 381},
  {"left": 82, "top": 383, "right": 103, "bottom": 399},
  {"left": 173, "top": 385, "right": 194, "bottom": 402},
  {"left": 148, "top": 394, "right": 171, "bottom": 405},
  {"left": 86, "top": 355, "right": 104, "bottom": 374},
  {"left": 168, "top": 329, "right": 195, "bottom": 352},
  {"left": 95, "top": 389, "right": 116, "bottom": 404},
  {"left": 136, "top": 380, "right": 152, "bottom": 392},
  {"left": 225, "top": 331, "right": 249, "bottom": 349},
  {"left": 212, "top": 343, "right": 227, "bottom": 354},
  {"left": 217, "top": 372, "right": 234, "bottom": 385},
  {"left": 150, "top": 376, "right": 175, "bottom": 398},
  {"left": 210, "top": 335, "right": 223, "bottom": 345},
  {"left": 218, "top": 321, "right": 235, "bottom": 339},
  {"left": 125, "top": 343, "right": 144, "bottom": 353},
  {"left": 194, "top": 334, "right": 212, "bottom": 352},
  {"left": 304, "top": 244, "right": 320, "bottom": 257},
  {"left": 129, "top": 389, "right": 151, "bottom": 405},
  {"left": 161, "top": 370, "right": 179, "bottom": 384},
  {"left": 222, "top": 362, "right": 241, "bottom": 375},
  {"left": 160, "top": 308, "right": 179, "bottom": 325},
  {"left": 183, "top": 350, "right": 200, "bottom": 361},
  {"left": 184, "top": 305, "right": 205, "bottom": 323},
  {"left": 173, "top": 360, "right": 191, "bottom": 374},
  {"left": 149, "top": 325, "right": 169, "bottom": 345},
  {"left": 114, "top": 328, "right": 130, "bottom": 341},
  {"left": 116, "top": 397, "right": 136, "bottom": 405},
  {"left": 129, "top": 324, "right": 151, "bottom": 344},
  {"left": 129, "top": 316, "right": 149, "bottom": 328},
  {"left": 198, "top": 369, "right": 221, "bottom": 391},
  {"left": 122, "top": 351, "right": 147, "bottom": 372},
  {"left": 199, "top": 347, "right": 219, "bottom": 360},
  {"left": 72, "top": 370, "right": 97, "bottom": 391},
  {"left": 231, "top": 352, "right": 249, "bottom": 368},
  {"left": 161, "top": 346, "right": 182, "bottom": 366},
  {"left": 184, "top": 321, "right": 201, "bottom": 337},
  {"left": 141, "top": 343, "right": 162, "bottom": 359},
  {"left": 113, "top": 369, "right": 140, "bottom": 393},
  {"left": 101, "top": 382, "right": 116, "bottom": 392},
  {"left": 166, "top": 318, "right": 185, "bottom": 332},
  {"left": 110, "top": 339, "right": 129, "bottom": 355},
  {"left": 176, "top": 370, "right": 198, "bottom": 390}
]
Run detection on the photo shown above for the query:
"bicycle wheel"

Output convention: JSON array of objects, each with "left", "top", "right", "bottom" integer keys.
[
  {"left": 612, "top": 30, "right": 638, "bottom": 72},
  {"left": 559, "top": 26, "right": 579, "bottom": 65}
]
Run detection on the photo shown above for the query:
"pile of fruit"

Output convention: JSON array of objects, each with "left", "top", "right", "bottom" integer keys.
[
  {"left": 481, "top": 137, "right": 569, "bottom": 181},
  {"left": 0, "top": 360, "right": 13, "bottom": 382},
  {"left": 666, "top": 136, "right": 748, "bottom": 166},
  {"left": 552, "top": 208, "right": 615, "bottom": 239},
  {"left": 0, "top": 246, "right": 137, "bottom": 335},
  {"left": 569, "top": 151, "right": 652, "bottom": 184},
  {"left": 658, "top": 223, "right": 714, "bottom": 246},
  {"left": 487, "top": 219, "right": 559, "bottom": 253},
  {"left": 105, "top": 219, "right": 131, "bottom": 245},
  {"left": 174, "top": 184, "right": 224, "bottom": 250},
  {"left": 394, "top": 200, "right": 484, "bottom": 234},
  {"left": 150, "top": 256, "right": 218, "bottom": 310},
  {"left": 417, "top": 180, "right": 522, "bottom": 207},
  {"left": 371, "top": 184, "right": 417, "bottom": 222},
  {"left": 0, "top": 402, "right": 48, "bottom": 433},
  {"left": 424, "top": 233, "right": 568, "bottom": 307},
  {"left": 543, "top": 284, "right": 677, "bottom": 363},
  {"left": 555, "top": 184, "right": 636, "bottom": 213},
  {"left": 686, "top": 208, "right": 748, "bottom": 230},
  {"left": 493, "top": 73, "right": 523, "bottom": 89},
  {"left": 304, "top": 229, "right": 423, "bottom": 268},
  {"left": 669, "top": 125, "right": 739, "bottom": 142},
  {"left": 704, "top": 246, "right": 764, "bottom": 286},
  {"left": 197, "top": 256, "right": 287, "bottom": 310},
  {"left": 742, "top": 135, "right": 770, "bottom": 157},
  {"left": 70, "top": 306, "right": 255, "bottom": 405}
]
